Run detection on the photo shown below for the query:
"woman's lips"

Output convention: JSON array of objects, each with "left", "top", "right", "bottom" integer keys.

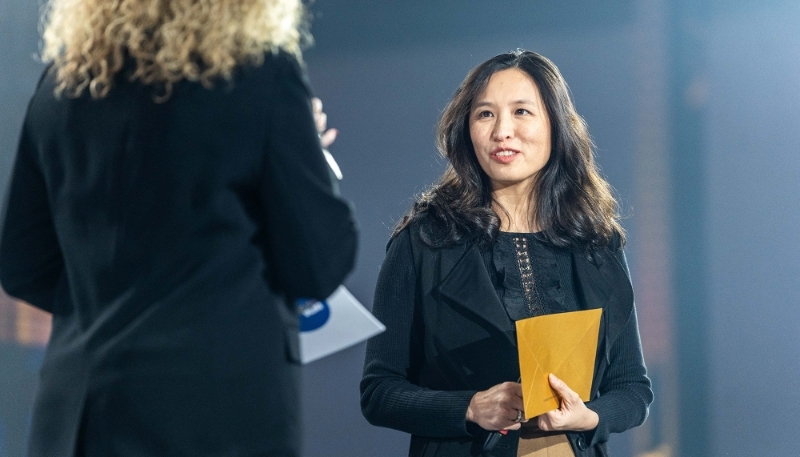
[{"left": 490, "top": 148, "right": 519, "bottom": 164}]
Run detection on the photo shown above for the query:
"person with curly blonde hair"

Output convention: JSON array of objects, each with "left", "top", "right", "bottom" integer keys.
[
  {"left": 42, "top": 0, "right": 310, "bottom": 99},
  {"left": 0, "top": 0, "right": 357, "bottom": 455}
]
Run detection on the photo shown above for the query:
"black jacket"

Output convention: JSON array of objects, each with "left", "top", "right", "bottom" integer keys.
[
  {"left": 361, "top": 219, "right": 651, "bottom": 457},
  {"left": 0, "top": 52, "right": 357, "bottom": 456}
]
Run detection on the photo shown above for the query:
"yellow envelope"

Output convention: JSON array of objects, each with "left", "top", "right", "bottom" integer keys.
[{"left": 515, "top": 308, "right": 602, "bottom": 418}]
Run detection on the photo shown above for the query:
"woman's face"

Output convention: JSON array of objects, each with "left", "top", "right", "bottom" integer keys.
[{"left": 468, "top": 68, "right": 551, "bottom": 193}]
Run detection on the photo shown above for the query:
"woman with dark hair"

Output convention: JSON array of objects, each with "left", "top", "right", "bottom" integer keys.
[{"left": 361, "top": 50, "right": 652, "bottom": 457}]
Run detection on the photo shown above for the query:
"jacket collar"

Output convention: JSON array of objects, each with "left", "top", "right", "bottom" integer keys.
[
  {"left": 435, "top": 243, "right": 515, "bottom": 338},
  {"left": 433, "top": 241, "right": 634, "bottom": 347}
]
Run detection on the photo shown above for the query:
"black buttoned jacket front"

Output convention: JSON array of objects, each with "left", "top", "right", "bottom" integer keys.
[{"left": 361, "top": 219, "right": 652, "bottom": 457}]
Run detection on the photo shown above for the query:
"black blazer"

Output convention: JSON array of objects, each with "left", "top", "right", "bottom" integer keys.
[
  {"left": 361, "top": 219, "right": 652, "bottom": 457},
  {"left": 0, "top": 52, "right": 357, "bottom": 456}
]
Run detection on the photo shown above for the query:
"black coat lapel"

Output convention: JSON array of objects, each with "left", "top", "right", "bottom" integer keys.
[
  {"left": 435, "top": 244, "right": 513, "bottom": 339},
  {"left": 429, "top": 243, "right": 518, "bottom": 389}
]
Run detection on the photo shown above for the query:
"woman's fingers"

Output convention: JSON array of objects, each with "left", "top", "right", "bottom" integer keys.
[
  {"left": 319, "top": 128, "right": 338, "bottom": 148},
  {"left": 502, "top": 408, "right": 526, "bottom": 431},
  {"left": 548, "top": 373, "right": 581, "bottom": 405},
  {"left": 503, "top": 422, "right": 523, "bottom": 431},
  {"left": 315, "top": 111, "right": 327, "bottom": 133},
  {"left": 312, "top": 97, "right": 323, "bottom": 115},
  {"left": 536, "top": 374, "right": 599, "bottom": 432},
  {"left": 312, "top": 98, "right": 338, "bottom": 148},
  {"left": 312, "top": 97, "right": 327, "bottom": 131},
  {"left": 466, "top": 382, "right": 526, "bottom": 431}
]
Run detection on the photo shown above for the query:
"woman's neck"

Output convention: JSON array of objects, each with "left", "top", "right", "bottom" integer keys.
[{"left": 492, "top": 185, "right": 538, "bottom": 233}]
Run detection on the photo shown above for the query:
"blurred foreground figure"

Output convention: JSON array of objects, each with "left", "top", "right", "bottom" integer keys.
[{"left": 0, "top": 0, "right": 357, "bottom": 455}]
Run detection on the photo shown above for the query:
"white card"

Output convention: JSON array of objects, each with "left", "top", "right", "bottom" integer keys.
[{"left": 298, "top": 286, "right": 385, "bottom": 364}]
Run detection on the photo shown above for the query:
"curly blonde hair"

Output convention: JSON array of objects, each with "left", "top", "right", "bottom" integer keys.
[{"left": 41, "top": 0, "right": 310, "bottom": 99}]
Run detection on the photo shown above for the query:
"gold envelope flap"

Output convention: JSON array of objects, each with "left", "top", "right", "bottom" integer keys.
[{"left": 515, "top": 308, "right": 602, "bottom": 418}]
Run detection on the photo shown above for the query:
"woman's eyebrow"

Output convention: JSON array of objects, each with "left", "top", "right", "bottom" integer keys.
[
  {"left": 472, "top": 100, "right": 494, "bottom": 109},
  {"left": 473, "top": 99, "right": 537, "bottom": 109}
]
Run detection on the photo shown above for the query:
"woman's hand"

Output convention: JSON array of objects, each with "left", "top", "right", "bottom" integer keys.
[
  {"left": 536, "top": 374, "right": 599, "bottom": 432},
  {"left": 312, "top": 98, "right": 338, "bottom": 148},
  {"left": 466, "top": 382, "right": 526, "bottom": 431}
]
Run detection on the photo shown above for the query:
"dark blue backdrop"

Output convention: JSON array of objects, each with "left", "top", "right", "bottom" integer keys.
[{"left": 2, "top": 1, "right": 799, "bottom": 456}]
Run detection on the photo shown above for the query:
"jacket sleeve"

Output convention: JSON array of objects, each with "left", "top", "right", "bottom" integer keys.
[
  {"left": 360, "top": 229, "right": 476, "bottom": 438},
  {"left": 0, "top": 116, "right": 63, "bottom": 312},
  {"left": 584, "top": 249, "right": 653, "bottom": 446},
  {"left": 259, "top": 54, "right": 358, "bottom": 300}
]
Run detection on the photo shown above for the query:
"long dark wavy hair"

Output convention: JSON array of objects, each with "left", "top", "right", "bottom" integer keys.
[{"left": 395, "top": 49, "right": 624, "bottom": 251}]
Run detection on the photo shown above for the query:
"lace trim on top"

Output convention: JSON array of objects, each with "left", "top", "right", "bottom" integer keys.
[{"left": 512, "top": 236, "right": 546, "bottom": 317}]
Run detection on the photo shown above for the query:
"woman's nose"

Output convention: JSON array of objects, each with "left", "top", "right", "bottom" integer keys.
[{"left": 492, "top": 114, "right": 514, "bottom": 141}]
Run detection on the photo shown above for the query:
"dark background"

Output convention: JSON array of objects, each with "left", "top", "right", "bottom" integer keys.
[{"left": 2, "top": 1, "right": 799, "bottom": 456}]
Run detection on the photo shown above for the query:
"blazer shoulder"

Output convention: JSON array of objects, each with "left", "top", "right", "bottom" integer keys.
[
  {"left": 386, "top": 223, "right": 428, "bottom": 264},
  {"left": 230, "top": 50, "right": 309, "bottom": 98},
  {"left": 263, "top": 49, "right": 302, "bottom": 68},
  {"left": 388, "top": 212, "right": 461, "bottom": 256},
  {"left": 608, "top": 229, "right": 624, "bottom": 253},
  {"left": 258, "top": 50, "right": 311, "bottom": 88}
]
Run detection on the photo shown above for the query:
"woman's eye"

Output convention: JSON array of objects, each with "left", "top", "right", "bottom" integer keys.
[
  {"left": 515, "top": 108, "right": 531, "bottom": 115},
  {"left": 476, "top": 110, "right": 493, "bottom": 118}
]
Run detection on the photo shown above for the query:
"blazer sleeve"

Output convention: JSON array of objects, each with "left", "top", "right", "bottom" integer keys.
[
  {"left": 0, "top": 115, "right": 64, "bottom": 312},
  {"left": 361, "top": 229, "right": 476, "bottom": 438},
  {"left": 584, "top": 249, "right": 653, "bottom": 446},
  {"left": 259, "top": 54, "right": 358, "bottom": 300}
]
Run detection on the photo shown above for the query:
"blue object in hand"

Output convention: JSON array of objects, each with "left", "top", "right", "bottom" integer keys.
[{"left": 297, "top": 299, "right": 331, "bottom": 332}]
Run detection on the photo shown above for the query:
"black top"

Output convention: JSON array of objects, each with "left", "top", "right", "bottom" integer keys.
[
  {"left": 0, "top": 51, "right": 357, "bottom": 457},
  {"left": 491, "top": 232, "right": 576, "bottom": 321}
]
